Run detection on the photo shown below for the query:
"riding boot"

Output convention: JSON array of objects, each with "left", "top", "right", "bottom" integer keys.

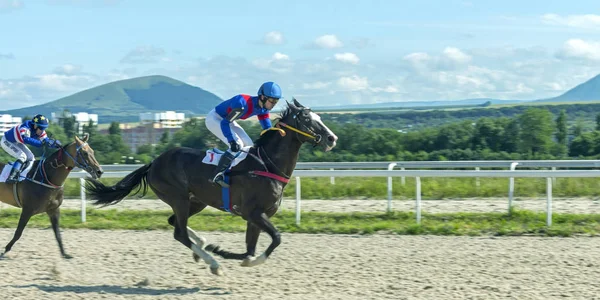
[
  {"left": 5, "top": 161, "right": 22, "bottom": 184},
  {"left": 210, "top": 151, "right": 235, "bottom": 188}
]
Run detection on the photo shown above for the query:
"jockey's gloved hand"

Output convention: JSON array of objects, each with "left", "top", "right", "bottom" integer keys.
[
  {"left": 44, "top": 139, "right": 61, "bottom": 148},
  {"left": 229, "top": 140, "right": 240, "bottom": 152}
]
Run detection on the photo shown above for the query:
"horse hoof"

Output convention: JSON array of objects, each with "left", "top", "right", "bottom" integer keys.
[
  {"left": 210, "top": 265, "right": 223, "bottom": 276},
  {"left": 205, "top": 244, "right": 218, "bottom": 252},
  {"left": 62, "top": 254, "right": 73, "bottom": 259},
  {"left": 241, "top": 253, "right": 267, "bottom": 267},
  {"left": 241, "top": 258, "right": 251, "bottom": 267},
  {"left": 193, "top": 253, "right": 200, "bottom": 262}
]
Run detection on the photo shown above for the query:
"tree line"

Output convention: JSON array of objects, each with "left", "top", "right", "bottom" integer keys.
[{"left": 2, "top": 107, "right": 600, "bottom": 166}]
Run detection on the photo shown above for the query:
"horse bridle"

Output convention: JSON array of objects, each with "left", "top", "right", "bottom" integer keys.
[
  {"left": 53, "top": 142, "right": 93, "bottom": 172},
  {"left": 276, "top": 109, "right": 323, "bottom": 146}
]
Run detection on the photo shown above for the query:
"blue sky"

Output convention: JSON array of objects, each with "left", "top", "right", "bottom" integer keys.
[{"left": 2, "top": 0, "right": 600, "bottom": 110}]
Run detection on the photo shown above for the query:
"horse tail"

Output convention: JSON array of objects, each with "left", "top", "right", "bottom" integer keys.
[{"left": 84, "top": 163, "right": 152, "bottom": 207}]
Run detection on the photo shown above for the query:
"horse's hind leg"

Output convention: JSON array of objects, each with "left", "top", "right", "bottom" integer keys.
[
  {"left": 47, "top": 208, "right": 72, "bottom": 259},
  {"left": 0, "top": 209, "right": 33, "bottom": 259},
  {"left": 168, "top": 214, "right": 207, "bottom": 248},
  {"left": 161, "top": 192, "right": 222, "bottom": 275},
  {"left": 206, "top": 208, "right": 280, "bottom": 267}
]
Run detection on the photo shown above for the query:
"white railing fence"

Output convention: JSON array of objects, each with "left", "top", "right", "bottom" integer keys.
[{"left": 65, "top": 160, "right": 600, "bottom": 226}]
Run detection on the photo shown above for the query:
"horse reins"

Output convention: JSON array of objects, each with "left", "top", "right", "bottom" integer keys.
[{"left": 38, "top": 142, "right": 91, "bottom": 188}]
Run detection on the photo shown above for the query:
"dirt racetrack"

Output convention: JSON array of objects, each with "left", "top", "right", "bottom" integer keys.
[
  {"left": 0, "top": 229, "right": 600, "bottom": 299},
  {"left": 1, "top": 198, "right": 600, "bottom": 299}
]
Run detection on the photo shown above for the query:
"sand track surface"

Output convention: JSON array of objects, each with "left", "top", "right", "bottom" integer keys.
[{"left": 0, "top": 229, "right": 600, "bottom": 299}]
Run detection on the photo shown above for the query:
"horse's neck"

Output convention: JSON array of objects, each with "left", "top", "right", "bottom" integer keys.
[
  {"left": 259, "top": 133, "right": 303, "bottom": 177},
  {"left": 37, "top": 153, "right": 71, "bottom": 186}
]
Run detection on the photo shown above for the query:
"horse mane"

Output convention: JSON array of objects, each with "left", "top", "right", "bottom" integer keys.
[{"left": 253, "top": 103, "right": 294, "bottom": 147}]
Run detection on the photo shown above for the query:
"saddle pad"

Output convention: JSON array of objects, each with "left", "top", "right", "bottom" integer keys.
[{"left": 202, "top": 146, "right": 251, "bottom": 167}]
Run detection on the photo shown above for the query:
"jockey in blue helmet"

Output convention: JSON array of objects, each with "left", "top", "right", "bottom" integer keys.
[
  {"left": 205, "top": 81, "right": 282, "bottom": 187},
  {"left": 1, "top": 114, "right": 62, "bottom": 183}
]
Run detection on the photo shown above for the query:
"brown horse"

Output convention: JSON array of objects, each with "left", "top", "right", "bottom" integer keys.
[
  {"left": 83, "top": 99, "right": 338, "bottom": 275},
  {"left": 0, "top": 134, "right": 104, "bottom": 259}
]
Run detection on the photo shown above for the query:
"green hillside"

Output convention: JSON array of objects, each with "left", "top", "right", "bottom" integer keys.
[{"left": 0, "top": 75, "right": 223, "bottom": 123}]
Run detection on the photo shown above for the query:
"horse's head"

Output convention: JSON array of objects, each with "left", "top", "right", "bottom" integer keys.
[
  {"left": 63, "top": 133, "right": 104, "bottom": 179},
  {"left": 278, "top": 98, "right": 338, "bottom": 151}
]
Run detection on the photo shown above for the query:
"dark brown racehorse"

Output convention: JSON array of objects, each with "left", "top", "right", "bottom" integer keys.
[
  {"left": 0, "top": 134, "right": 104, "bottom": 259},
  {"left": 83, "top": 99, "right": 338, "bottom": 275}
]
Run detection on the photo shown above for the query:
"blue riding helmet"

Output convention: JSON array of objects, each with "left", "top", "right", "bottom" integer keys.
[
  {"left": 257, "top": 82, "right": 282, "bottom": 99},
  {"left": 32, "top": 114, "right": 49, "bottom": 129}
]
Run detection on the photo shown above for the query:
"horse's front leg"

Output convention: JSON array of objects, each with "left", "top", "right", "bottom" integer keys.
[
  {"left": 0, "top": 208, "right": 34, "bottom": 259},
  {"left": 206, "top": 221, "right": 261, "bottom": 262},
  {"left": 240, "top": 208, "right": 280, "bottom": 267}
]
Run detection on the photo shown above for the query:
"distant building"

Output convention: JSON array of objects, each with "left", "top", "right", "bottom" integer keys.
[
  {"left": 139, "top": 111, "right": 185, "bottom": 128},
  {"left": 0, "top": 114, "right": 22, "bottom": 133},
  {"left": 99, "top": 123, "right": 180, "bottom": 153},
  {"left": 51, "top": 111, "right": 99, "bottom": 135}
]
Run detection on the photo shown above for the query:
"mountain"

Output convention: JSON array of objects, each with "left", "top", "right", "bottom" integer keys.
[
  {"left": 0, "top": 75, "right": 223, "bottom": 123},
  {"left": 536, "top": 74, "right": 600, "bottom": 102}
]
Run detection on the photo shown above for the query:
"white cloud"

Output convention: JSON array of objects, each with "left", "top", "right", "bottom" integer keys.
[
  {"left": 34, "top": 74, "right": 92, "bottom": 92},
  {"left": 53, "top": 64, "right": 82, "bottom": 75},
  {"left": 334, "top": 52, "right": 360, "bottom": 64},
  {"left": 542, "top": 14, "right": 600, "bottom": 29},
  {"left": 557, "top": 39, "right": 600, "bottom": 61},
  {"left": 121, "top": 46, "right": 167, "bottom": 64},
  {"left": 0, "top": 0, "right": 23, "bottom": 13},
  {"left": 6, "top": 41, "right": 600, "bottom": 110},
  {"left": 303, "top": 81, "right": 331, "bottom": 90},
  {"left": 0, "top": 53, "right": 15, "bottom": 59},
  {"left": 370, "top": 85, "right": 400, "bottom": 93},
  {"left": 251, "top": 52, "right": 293, "bottom": 74},
  {"left": 46, "top": 0, "right": 122, "bottom": 6},
  {"left": 272, "top": 52, "right": 289, "bottom": 60},
  {"left": 403, "top": 47, "right": 471, "bottom": 72},
  {"left": 313, "top": 35, "right": 343, "bottom": 49},
  {"left": 442, "top": 47, "right": 472, "bottom": 64},
  {"left": 263, "top": 31, "right": 284, "bottom": 45},
  {"left": 337, "top": 75, "right": 368, "bottom": 91}
]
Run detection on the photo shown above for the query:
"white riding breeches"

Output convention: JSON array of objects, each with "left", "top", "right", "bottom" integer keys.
[
  {"left": 1, "top": 136, "right": 33, "bottom": 163},
  {"left": 205, "top": 109, "right": 253, "bottom": 152}
]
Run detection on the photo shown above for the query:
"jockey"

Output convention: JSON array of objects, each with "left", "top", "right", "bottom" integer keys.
[
  {"left": 205, "top": 81, "right": 281, "bottom": 187},
  {"left": 1, "top": 114, "right": 62, "bottom": 183}
]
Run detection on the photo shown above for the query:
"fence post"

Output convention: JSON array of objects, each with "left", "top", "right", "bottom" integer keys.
[
  {"left": 401, "top": 167, "right": 406, "bottom": 186},
  {"left": 387, "top": 163, "right": 397, "bottom": 213},
  {"left": 508, "top": 162, "right": 519, "bottom": 214},
  {"left": 330, "top": 168, "right": 335, "bottom": 185},
  {"left": 551, "top": 167, "right": 556, "bottom": 185},
  {"left": 295, "top": 176, "right": 301, "bottom": 226},
  {"left": 475, "top": 167, "right": 480, "bottom": 191},
  {"left": 80, "top": 176, "right": 86, "bottom": 223},
  {"left": 546, "top": 177, "right": 553, "bottom": 226},
  {"left": 416, "top": 176, "right": 421, "bottom": 224}
]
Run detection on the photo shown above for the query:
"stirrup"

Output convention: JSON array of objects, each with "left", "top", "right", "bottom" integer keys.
[
  {"left": 212, "top": 172, "right": 230, "bottom": 188},
  {"left": 5, "top": 173, "right": 18, "bottom": 184}
]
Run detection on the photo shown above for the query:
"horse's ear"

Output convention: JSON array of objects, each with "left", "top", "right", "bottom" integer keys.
[
  {"left": 75, "top": 135, "right": 82, "bottom": 144},
  {"left": 82, "top": 133, "right": 89, "bottom": 143},
  {"left": 287, "top": 99, "right": 299, "bottom": 111},
  {"left": 293, "top": 97, "right": 304, "bottom": 108}
]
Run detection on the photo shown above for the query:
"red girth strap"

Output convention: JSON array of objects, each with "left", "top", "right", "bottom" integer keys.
[{"left": 250, "top": 170, "right": 290, "bottom": 183}]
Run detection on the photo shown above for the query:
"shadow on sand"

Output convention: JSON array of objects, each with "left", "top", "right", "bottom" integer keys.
[{"left": 10, "top": 284, "right": 231, "bottom": 296}]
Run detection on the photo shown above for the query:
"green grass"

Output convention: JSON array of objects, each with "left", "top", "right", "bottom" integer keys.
[
  {"left": 2, "top": 208, "right": 600, "bottom": 237},
  {"left": 61, "top": 176, "right": 600, "bottom": 200}
]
